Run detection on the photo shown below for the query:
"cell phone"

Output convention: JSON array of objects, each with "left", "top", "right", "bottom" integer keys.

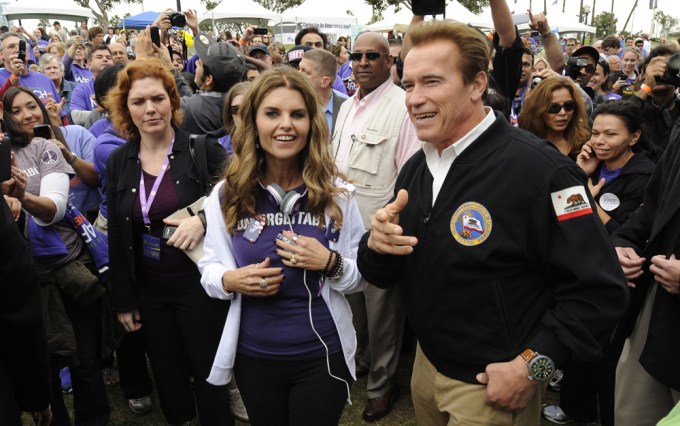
[
  {"left": 0, "top": 135, "right": 11, "bottom": 182},
  {"left": 17, "top": 39, "right": 26, "bottom": 62},
  {"left": 33, "top": 124, "right": 51, "bottom": 139},
  {"left": 150, "top": 26, "right": 161, "bottom": 47},
  {"left": 253, "top": 27, "right": 268, "bottom": 35},
  {"left": 619, "top": 74, "right": 627, "bottom": 80},
  {"left": 512, "top": 13, "right": 531, "bottom": 25},
  {"left": 162, "top": 225, "right": 177, "bottom": 239}
]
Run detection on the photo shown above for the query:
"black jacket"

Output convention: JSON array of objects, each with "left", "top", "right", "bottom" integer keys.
[
  {"left": 358, "top": 115, "right": 629, "bottom": 383},
  {"left": 105, "top": 130, "right": 227, "bottom": 312},
  {"left": 590, "top": 154, "right": 655, "bottom": 235},
  {"left": 0, "top": 198, "right": 50, "bottom": 423},
  {"left": 611, "top": 131, "right": 680, "bottom": 390},
  {"left": 629, "top": 95, "right": 680, "bottom": 162}
]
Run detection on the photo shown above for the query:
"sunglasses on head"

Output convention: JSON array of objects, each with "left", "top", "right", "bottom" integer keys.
[
  {"left": 546, "top": 101, "right": 576, "bottom": 114},
  {"left": 349, "top": 51, "right": 388, "bottom": 62}
]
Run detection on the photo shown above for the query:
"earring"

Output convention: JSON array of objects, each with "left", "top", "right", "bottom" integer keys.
[{"left": 255, "top": 138, "right": 260, "bottom": 149}]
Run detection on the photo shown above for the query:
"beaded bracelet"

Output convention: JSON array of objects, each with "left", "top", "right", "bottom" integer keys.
[
  {"left": 322, "top": 250, "right": 335, "bottom": 275},
  {"left": 326, "top": 250, "right": 344, "bottom": 280}
]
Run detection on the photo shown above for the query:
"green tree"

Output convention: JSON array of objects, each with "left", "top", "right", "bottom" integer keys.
[
  {"left": 654, "top": 11, "right": 679, "bottom": 38},
  {"left": 592, "top": 11, "right": 618, "bottom": 38},
  {"left": 72, "top": 0, "right": 142, "bottom": 28}
]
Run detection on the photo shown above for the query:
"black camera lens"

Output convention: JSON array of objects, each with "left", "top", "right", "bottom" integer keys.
[
  {"left": 168, "top": 12, "right": 186, "bottom": 28},
  {"left": 656, "top": 52, "right": 680, "bottom": 87}
]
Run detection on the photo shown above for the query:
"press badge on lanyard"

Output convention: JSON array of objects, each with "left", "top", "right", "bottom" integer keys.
[{"left": 139, "top": 140, "right": 174, "bottom": 261}]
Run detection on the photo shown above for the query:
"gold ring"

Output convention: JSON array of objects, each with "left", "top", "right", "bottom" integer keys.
[
  {"left": 259, "top": 277, "right": 268, "bottom": 288},
  {"left": 290, "top": 254, "right": 298, "bottom": 265}
]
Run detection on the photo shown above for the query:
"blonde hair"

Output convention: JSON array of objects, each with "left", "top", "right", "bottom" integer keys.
[{"left": 221, "top": 66, "right": 346, "bottom": 232}]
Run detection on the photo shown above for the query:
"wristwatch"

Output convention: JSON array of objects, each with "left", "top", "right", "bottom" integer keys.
[{"left": 520, "top": 348, "right": 555, "bottom": 382}]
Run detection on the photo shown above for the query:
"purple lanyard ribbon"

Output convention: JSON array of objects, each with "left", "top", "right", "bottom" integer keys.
[{"left": 139, "top": 139, "right": 174, "bottom": 227}]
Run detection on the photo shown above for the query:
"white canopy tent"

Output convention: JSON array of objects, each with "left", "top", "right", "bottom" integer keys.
[
  {"left": 198, "top": 0, "right": 279, "bottom": 27},
  {"left": 273, "top": 0, "right": 373, "bottom": 28},
  {"left": 367, "top": 1, "right": 491, "bottom": 34},
  {"left": 2, "top": 0, "right": 92, "bottom": 22}
]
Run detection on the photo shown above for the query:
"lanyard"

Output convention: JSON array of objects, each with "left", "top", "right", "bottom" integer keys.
[{"left": 139, "top": 139, "right": 174, "bottom": 227}]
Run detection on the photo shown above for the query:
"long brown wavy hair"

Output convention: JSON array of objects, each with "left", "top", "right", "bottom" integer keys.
[
  {"left": 221, "top": 66, "right": 346, "bottom": 232},
  {"left": 518, "top": 77, "right": 589, "bottom": 155},
  {"left": 105, "top": 59, "right": 183, "bottom": 142}
]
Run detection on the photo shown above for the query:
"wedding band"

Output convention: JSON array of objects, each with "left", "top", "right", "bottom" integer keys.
[
  {"left": 290, "top": 254, "right": 297, "bottom": 265},
  {"left": 259, "top": 277, "right": 268, "bottom": 288},
  {"left": 292, "top": 235, "right": 299, "bottom": 242}
]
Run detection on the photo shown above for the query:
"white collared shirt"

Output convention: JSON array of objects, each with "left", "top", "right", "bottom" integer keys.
[{"left": 423, "top": 107, "right": 495, "bottom": 205}]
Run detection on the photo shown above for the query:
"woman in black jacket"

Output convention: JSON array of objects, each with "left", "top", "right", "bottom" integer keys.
[
  {"left": 105, "top": 59, "right": 231, "bottom": 425},
  {"left": 576, "top": 101, "right": 655, "bottom": 235}
]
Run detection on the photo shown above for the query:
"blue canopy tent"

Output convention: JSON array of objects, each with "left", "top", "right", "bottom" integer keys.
[{"left": 117, "top": 11, "right": 160, "bottom": 29}]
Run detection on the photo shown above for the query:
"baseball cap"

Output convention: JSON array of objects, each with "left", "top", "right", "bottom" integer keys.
[
  {"left": 248, "top": 44, "right": 270, "bottom": 57},
  {"left": 194, "top": 33, "right": 246, "bottom": 89},
  {"left": 286, "top": 45, "right": 312, "bottom": 66},
  {"left": 571, "top": 46, "right": 599, "bottom": 64}
]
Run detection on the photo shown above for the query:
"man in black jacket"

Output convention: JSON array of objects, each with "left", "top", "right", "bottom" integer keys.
[
  {"left": 611, "top": 115, "right": 680, "bottom": 426},
  {"left": 0, "top": 194, "right": 51, "bottom": 425},
  {"left": 357, "top": 19, "right": 628, "bottom": 425}
]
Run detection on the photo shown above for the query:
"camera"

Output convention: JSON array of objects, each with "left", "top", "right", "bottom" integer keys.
[
  {"left": 656, "top": 52, "right": 680, "bottom": 87},
  {"left": 531, "top": 76, "right": 544, "bottom": 90},
  {"left": 167, "top": 11, "right": 186, "bottom": 28},
  {"left": 565, "top": 56, "right": 591, "bottom": 80}
]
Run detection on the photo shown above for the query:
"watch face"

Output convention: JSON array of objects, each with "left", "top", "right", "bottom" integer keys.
[{"left": 530, "top": 356, "right": 555, "bottom": 381}]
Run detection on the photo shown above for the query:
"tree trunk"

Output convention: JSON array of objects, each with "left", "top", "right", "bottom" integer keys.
[{"left": 621, "top": 0, "right": 638, "bottom": 33}]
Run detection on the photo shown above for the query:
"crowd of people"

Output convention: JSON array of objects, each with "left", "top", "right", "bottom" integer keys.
[{"left": 2, "top": 1, "right": 680, "bottom": 425}]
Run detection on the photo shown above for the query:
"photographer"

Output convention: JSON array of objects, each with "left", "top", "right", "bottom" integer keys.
[{"left": 628, "top": 45, "right": 680, "bottom": 162}]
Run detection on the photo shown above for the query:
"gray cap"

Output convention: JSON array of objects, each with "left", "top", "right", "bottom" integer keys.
[{"left": 194, "top": 33, "right": 246, "bottom": 90}]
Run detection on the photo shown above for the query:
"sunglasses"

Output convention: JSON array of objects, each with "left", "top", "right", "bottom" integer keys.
[
  {"left": 584, "top": 64, "right": 596, "bottom": 73},
  {"left": 546, "top": 101, "right": 576, "bottom": 114},
  {"left": 349, "top": 51, "right": 388, "bottom": 62},
  {"left": 230, "top": 105, "right": 240, "bottom": 115}
]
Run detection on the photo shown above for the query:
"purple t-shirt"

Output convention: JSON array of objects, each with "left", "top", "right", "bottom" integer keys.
[
  {"left": 0, "top": 69, "right": 61, "bottom": 103},
  {"left": 70, "top": 79, "right": 96, "bottom": 111},
  {"left": 71, "top": 64, "right": 93, "bottom": 84},
  {"left": 332, "top": 75, "right": 348, "bottom": 96},
  {"left": 233, "top": 184, "right": 341, "bottom": 360},
  {"left": 132, "top": 169, "right": 198, "bottom": 278},
  {"left": 598, "top": 166, "right": 623, "bottom": 184}
]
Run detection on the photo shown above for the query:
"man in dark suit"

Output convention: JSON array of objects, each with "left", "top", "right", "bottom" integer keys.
[
  {"left": 612, "top": 119, "right": 680, "bottom": 425},
  {"left": 298, "top": 49, "right": 348, "bottom": 137},
  {"left": 0, "top": 192, "right": 51, "bottom": 425}
]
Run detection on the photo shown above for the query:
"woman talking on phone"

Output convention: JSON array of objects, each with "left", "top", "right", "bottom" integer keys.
[
  {"left": 199, "top": 66, "right": 366, "bottom": 425},
  {"left": 105, "top": 59, "right": 231, "bottom": 425}
]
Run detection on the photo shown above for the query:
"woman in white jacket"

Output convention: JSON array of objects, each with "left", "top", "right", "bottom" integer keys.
[{"left": 199, "top": 66, "right": 366, "bottom": 426}]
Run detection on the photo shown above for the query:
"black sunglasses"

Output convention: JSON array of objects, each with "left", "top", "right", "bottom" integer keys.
[
  {"left": 349, "top": 51, "right": 388, "bottom": 62},
  {"left": 584, "top": 64, "right": 596, "bottom": 73},
  {"left": 546, "top": 101, "right": 576, "bottom": 114}
]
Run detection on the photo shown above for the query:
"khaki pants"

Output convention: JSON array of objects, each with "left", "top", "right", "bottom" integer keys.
[
  {"left": 615, "top": 284, "right": 680, "bottom": 426},
  {"left": 411, "top": 345, "right": 542, "bottom": 426}
]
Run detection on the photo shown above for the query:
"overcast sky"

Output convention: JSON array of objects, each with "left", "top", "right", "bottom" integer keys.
[{"left": 126, "top": 0, "right": 674, "bottom": 34}]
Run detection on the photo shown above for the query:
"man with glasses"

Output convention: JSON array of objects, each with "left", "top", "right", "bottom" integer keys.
[{"left": 331, "top": 31, "right": 421, "bottom": 422}]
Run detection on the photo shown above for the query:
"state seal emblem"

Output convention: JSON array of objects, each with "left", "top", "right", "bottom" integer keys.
[{"left": 450, "top": 202, "right": 492, "bottom": 246}]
